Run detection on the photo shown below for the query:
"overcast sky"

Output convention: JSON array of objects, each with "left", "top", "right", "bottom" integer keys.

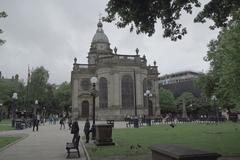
[{"left": 0, "top": 0, "right": 219, "bottom": 84}]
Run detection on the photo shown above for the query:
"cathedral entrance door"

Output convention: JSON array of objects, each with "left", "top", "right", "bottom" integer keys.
[
  {"left": 149, "top": 100, "right": 153, "bottom": 116},
  {"left": 82, "top": 100, "right": 89, "bottom": 117}
]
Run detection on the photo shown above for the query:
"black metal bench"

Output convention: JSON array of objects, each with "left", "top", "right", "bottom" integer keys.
[
  {"left": 106, "top": 120, "right": 114, "bottom": 128},
  {"left": 66, "top": 135, "right": 80, "bottom": 158}
]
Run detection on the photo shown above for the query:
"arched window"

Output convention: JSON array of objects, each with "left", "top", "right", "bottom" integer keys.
[
  {"left": 122, "top": 75, "right": 134, "bottom": 108},
  {"left": 149, "top": 100, "right": 153, "bottom": 116},
  {"left": 99, "top": 77, "right": 108, "bottom": 108}
]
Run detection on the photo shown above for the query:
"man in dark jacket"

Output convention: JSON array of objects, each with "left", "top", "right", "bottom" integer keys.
[
  {"left": 84, "top": 118, "right": 90, "bottom": 143},
  {"left": 60, "top": 117, "right": 65, "bottom": 130},
  {"left": 32, "top": 115, "right": 37, "bottom": 132},
  {"left": 71, "top": 118, "right": 79, "bottom": 143}
]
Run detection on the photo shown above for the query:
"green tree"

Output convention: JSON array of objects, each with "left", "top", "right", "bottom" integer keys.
[
  {"left": 54, "top": 82, "right": 71, "bottom": 116},
  {"left": 0, "top": 76, "right": 25, "bottom": 116},
  {"left": 196, "top": 73, "right": 215, "bottom": 98},
  {"left": 29, "top": 66, "right": 49, "bottom": 104},
  {"left": 104, "top": 0, "right": 240, "bottom": 41},
  {"left": 202, "top": 10, "right": 240, "bottom": 111},
  {"left": 41, "top": 83, "right": 57, "bottom": 114},
  {"left": 0, "top": 11, "right": 7, "bottom": 45},
  {"left": 176, "top": 92, "right": 195, "bottom": 106},
  {"left": 159, "top": 88, "right": 176, "bottom": 113},
  {"left": 175, "top": 92, "right": 196, "bottom": 117},
  {"left": 0, "top": 66, "right": 72, "bottom": 116}
]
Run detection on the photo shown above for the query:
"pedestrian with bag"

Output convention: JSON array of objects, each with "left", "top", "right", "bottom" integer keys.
[
  {"left": 84, "top": 118, "right": 90, "bottom": 143},
  {"left": 71, "top": 118, "right": 79, "bottom": 143}
]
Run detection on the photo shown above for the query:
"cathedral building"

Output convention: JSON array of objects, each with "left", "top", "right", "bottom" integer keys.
[{"left": 71, "top": 20, "right": 160, "bottom": 120}]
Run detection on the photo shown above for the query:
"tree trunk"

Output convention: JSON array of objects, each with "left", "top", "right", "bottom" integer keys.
[{"left": 182, "top": 99, "right": 188, "bottom": 118}]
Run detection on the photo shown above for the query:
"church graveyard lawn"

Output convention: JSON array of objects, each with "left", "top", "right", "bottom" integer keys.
[
  {"left": 86, "top": 122, "right": 240, "bottom": 160},
  {"left": 0, "top": 119, "right": 13, "bottom": 131}
]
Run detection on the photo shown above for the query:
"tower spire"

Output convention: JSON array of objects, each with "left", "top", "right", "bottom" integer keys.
[{"left": 97, "top": 13, "right": 103, "bottom": 29}]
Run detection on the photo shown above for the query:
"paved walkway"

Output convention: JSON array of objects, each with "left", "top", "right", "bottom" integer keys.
[
  {"left": 0, "top": 121, "right": 88, "bottom": 160},
  {"left": 0, "top": 121, "right": 127, "bottom": 160}
]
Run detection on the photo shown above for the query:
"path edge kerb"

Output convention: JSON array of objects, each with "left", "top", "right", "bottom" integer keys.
[
  {"left": 0, "top": 133, "right": 29, "bottom": 152},
  {"left": 81, "top": 139, "right": 91, "bottom": 160}
]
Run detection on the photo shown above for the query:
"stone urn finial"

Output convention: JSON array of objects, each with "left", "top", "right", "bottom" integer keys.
[
  {"left": 74, "top": 57, "right": 77, "bottom": 64},
  {"left": 136, "top": 48, "right": 139, "bottom": 55},
  {"left": 114, "top": 47, "right": 117, "bottom": 54},
  {"left": 143, "top": 54, "right": 146, "bottom": 59}
]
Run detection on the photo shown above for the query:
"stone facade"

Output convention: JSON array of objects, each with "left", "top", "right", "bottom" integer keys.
[{"left": 71, "top": 20, "right": 160, "bottom": 120}]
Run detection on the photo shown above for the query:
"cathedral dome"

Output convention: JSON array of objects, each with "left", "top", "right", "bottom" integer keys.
[{"left": 92, "top": 20, "right": 109, "bottom": 44}]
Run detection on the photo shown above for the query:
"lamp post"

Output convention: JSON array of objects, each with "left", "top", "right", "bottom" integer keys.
[
  {"left": 0, "top": 102, "right": 2, "bottom": 122},
  {"left": 34, "top": 100, "right": 38, "bottom": 116},
  {"left": 42, "top": 106, "right": 46, "bottom": 125},
  {"left": 211, "top": 95, "right": 218, "bottom": 122},
  {"left": 90, "top": 76, "right": 98, "bottom": 140},
  {"left": 144, "top": 90, "right": 152, "bottom": 126},
  {"left": 12, "top": 92, "right": 18, "bottom": 127},
  {"left": 218, "top": 107, "right": 222, "bottom": 122},
  {"left": 189, "top": 104, "right": 193, "bottom": 120}
]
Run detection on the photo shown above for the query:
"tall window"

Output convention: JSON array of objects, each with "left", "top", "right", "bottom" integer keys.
[
  {"left": 99, "top": 77, "right": 108, "bottom": 108},
  {"left": 82, "top": 101, "right": 89, "bottom": 117},
  {"left": 122, "top": 75, "right": 134, "bottom": 108}
]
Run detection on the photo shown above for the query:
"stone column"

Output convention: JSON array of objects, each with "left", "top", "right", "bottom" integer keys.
[
  {"left": 136, "top": 74, "right": 143, "bottom": 108},
  {"left": 72, "top": 78, "right": 79, "bottom": 119},
  {"left": 153, "top": 78, "right": 160, "bottom": 116}
]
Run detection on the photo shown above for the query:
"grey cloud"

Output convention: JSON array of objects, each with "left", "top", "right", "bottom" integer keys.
[{"left": 0, "top": 0, "right": 218, "bottom": 84}]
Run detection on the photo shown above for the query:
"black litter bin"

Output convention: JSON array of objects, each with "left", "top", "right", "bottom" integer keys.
[
  {"left": 147, "top": 118, "right": 151, "bottom": 126},
  {"left": 229, "top": 113, "right": 238, "bottom": 122},
  {"left": 133, "top": 117, "right": 139, "bottom": 128},
  {"left": 15, "top": 119, "right": 24, "bottom": 130}
]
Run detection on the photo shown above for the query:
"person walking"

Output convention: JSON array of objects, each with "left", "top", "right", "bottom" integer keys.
[
  {"left": 53, "top": 114, "right": 56, "bottom": 124},
  {"left": 33, "top": 113, "right": 40, "bottom": 132},
  {"left": 68, "top": 117, "right": 72, "bottom": 130},
  {"left": 60, "top": 117, "right": 65, "bottom": 130},
  {"left": 71, "top": 118, "right": 79, "bottom": 143},
  {"left": 49, "top": 115, "right": 53, "bottom": 125},
  {"left": 32, "top": 115, "right": 37, "bottom": 132},
  {"left": 36, "top": 113, "right": 40, "bottom": 131},
  {"left": 84, "top": 118, "right": 90, "bottom": 143}
]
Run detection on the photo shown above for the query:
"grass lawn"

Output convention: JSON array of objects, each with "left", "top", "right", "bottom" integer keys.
[
  {"left": 87, "top": 122, "right": 240, "bottom": 159},
  {"left": 0, "top": 119, "right": 21, "bottom": 150},
  {"left": 0, "top": 119, "right": 13, "bottom": 131},
  {"left": 0, "top": 137, "right": 21, "bottom": 149}
]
